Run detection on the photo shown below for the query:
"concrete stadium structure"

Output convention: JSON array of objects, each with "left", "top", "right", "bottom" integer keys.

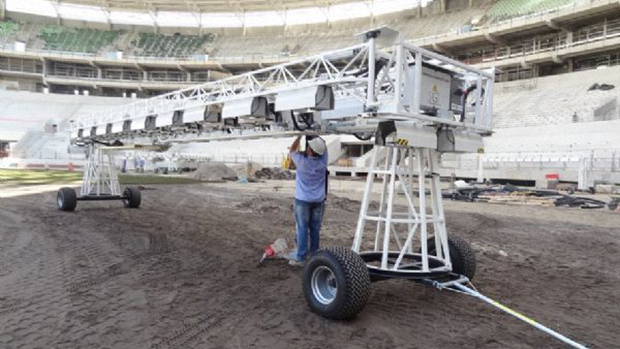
[{"left": 1, "top": 0, "right": 619, "bottom": 188}]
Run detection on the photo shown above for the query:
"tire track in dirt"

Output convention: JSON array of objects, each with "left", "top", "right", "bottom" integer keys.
[
  {"left": 0, "top": 184, "right": 617, "bottom": 348},
  {"left": 151, "top": 312, "right": 228, "bottom": 349}
]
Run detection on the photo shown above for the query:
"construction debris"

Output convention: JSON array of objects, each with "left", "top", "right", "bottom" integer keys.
[
  {"left": 254, "top": 167, "right": 294, "bottom": 180},
  {"left": 191, "top": 162, "right": 238, "bottom": 181},
  {"left": 608, "top": 197, "right": 620, "bottom": 211},
  {"left": 258, "top": 238, "right": 291, "bottom": 265},
  {"left": 230, "top": 162, "right": 263, "bottom": 179},
  {"left": 444, "top": 184, "right": 608, "bottom": 209}
]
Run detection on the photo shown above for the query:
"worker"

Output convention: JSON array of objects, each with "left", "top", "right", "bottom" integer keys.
[{"left": 289, "top": 135, "right": 328, "bottom": 267}]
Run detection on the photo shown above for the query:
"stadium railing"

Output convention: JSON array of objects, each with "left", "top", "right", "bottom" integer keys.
[
  {"left": 480, "top": 17, "right": 620, "bottom": 63},
  {"left": 412, "top": 0, "right": 609, "bottom": 46}
]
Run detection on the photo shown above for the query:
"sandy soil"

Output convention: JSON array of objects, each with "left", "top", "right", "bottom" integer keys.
[{"left": 0, "top": 181, "right": 618, "bottom": 349}]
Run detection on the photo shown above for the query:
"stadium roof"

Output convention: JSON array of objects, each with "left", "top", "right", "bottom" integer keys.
[
  {"left": 6, "top": 0, "right": 429, "bottom": 27},
  {"left": 57, "top": 0, "right": 359, "bottom": 12}
]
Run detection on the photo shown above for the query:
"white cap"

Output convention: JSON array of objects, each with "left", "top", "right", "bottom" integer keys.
[{"left": 308, "top": 137, "right": 327, "bottom": 156}]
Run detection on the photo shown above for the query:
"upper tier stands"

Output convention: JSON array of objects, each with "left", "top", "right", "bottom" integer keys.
[
  {"left": 0, "top": 0, "right": 595, "bottom": 60},
  {"left": 0, "top": 5, "right": 490, "bottom": 59},
  {"left": 209, "top": 7, "right": 488, "bottom": 58},
  {"left": 493, "top": 65, "right": 620, "bottom": 128},
  {"left": 37, "top": 25, "right": 122, "bottom": 53},
  {"left": 130, "top": 32, "right": 215, "bottom": 58},
  {"left": 486, "top": 0, "right": 576, "bottom": 22}
]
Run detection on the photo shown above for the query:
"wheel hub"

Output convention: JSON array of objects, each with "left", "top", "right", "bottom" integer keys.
[{"left": 311, "top": 266, "right": 338, "bottom": 305}]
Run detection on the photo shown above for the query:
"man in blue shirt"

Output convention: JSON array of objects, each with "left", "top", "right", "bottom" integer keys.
[{"left": 289, "top": 135, "right": 328, "bottom": 266}]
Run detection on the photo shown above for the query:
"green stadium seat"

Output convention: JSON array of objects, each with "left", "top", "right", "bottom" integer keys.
[
  {"left": 38, "top": 25, "right": 122, "bottom": 54},
  {"left": 0, "top": 21, "right": 19, "bottom": 38},
  {"left": 487, "top": 0, "right": 575, "bottom": 21},
  {"left": 131, "top": 32, "right": 214, "bottom": 58}
]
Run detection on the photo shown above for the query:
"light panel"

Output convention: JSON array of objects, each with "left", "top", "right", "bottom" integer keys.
[
  {"left": 156, "top": 12, "right": 200, "bottom": 27},
  {"left": 286, "top": 7, "right": 327, "bottom": 25},
  {"left": 372, "top": 0, "right": 419, "bottom": 16},
  {"left": 327, "top": 2, "right": 371, "bottom": 22},
  {"left": 200, "top": 13, "right": 243, "bottom": 28},
  {"left": 5, "top": 0, "right": 56, "bottom": 17},
  {"left": 58, "top": 3, "right": 108, "bottom": 23},
  {"left": 245, "top": 11, "right": 285, "bottom": 27},
  {"left": 109, "top": 10, "right": 155, "bottom": 26}
]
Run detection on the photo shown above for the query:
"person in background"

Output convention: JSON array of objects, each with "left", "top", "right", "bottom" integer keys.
[{"left": 288, "top": 135, "right": 328, "bottom": 267}]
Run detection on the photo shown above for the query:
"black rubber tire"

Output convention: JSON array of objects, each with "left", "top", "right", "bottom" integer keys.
[
  {"left": 426, "top": 235, "right": 476, "bottom": 280},
  {"left": 57, "top": 187, "right": 77, "bottom": 212},
  {"left": 302, "top": 246, "right": 371, "bottom": 320},
  {"left": 123, "top": 187, "right": 141, "bottom": 208}
]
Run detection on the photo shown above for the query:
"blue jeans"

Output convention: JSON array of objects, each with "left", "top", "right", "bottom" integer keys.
[{"left": 294, "top": 199, "right": 325, "bottom": 262}]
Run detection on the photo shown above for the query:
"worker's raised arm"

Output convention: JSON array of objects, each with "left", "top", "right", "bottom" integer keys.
[{"left": 290, "top": 135, "right": 302, "bottom": 154}]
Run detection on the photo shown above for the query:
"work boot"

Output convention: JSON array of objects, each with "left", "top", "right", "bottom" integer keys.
[{"left": 288, "top": 259, "right": 304, "bottom": 267}]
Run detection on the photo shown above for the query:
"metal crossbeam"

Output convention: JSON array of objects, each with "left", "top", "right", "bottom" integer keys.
[
  {"left": 70, "top": 29, "right": 495, "bottom": 141},
  {"left": 73, "top": 43, "right": 372, "bottom": 132}
]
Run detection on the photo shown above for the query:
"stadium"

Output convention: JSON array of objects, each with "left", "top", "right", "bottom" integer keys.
[{"left": 0, "top": 0, "right": 619, "bottom": 348}]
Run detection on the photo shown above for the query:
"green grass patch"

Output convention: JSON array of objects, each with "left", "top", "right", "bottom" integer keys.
[
  {"left": 0, "top": 169, "right": 82, "bottom": 185},
  {"left": 0, "top": 169, "right": 200, "bottom": 186}
]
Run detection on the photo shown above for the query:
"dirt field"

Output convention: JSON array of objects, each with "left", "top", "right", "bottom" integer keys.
[{"left": 0, "top": 181, "right": 618, "bottom": 349}]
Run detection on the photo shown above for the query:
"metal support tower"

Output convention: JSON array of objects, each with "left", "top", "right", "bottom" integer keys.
[
  {"left": 353, "top": 146, "right": 452, "bottom": 279},
  {"left": 81, "top": 145, "right": 121, "bottom": 197}
]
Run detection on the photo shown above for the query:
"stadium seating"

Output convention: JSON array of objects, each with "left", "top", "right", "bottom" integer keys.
[
  {"left": 0, "top": 21, "right": 18, "bottom": 36},
  {"left": 394, "top": 7, "right": 488, "bottom": 39},
  {"left": 209, "top": 8, "right": 486, "bottom": 58},
  {"left": 9, "top": 131, "right": 74, "bottom": 159},
  {"left": 486, "top": 0, "right": 575, "bottom": 22},
  {"left": 0, "top": 89, "right": 130, "bottom": 142},
  {"left": 37, "top": 25, "right": 121, "bottom": 53},
  {"left": 0, "top": 21, "right": 19, "bottom": 46},
  {"left": 3, "top": 6, "right": 486, "bottom": 59},
  {"left": 131, "top": 32, "right": 215, "bottom": 58},
  {"left": 493, "top": 65, "right": 620, "bottom": 128}
]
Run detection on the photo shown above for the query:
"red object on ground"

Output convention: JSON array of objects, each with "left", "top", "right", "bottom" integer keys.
[
  {"left": 264, "top": 246, "right": 275, "bottom": 257},
  {"left": 545, "top": 173, "right": 560, "bottom": 180}
]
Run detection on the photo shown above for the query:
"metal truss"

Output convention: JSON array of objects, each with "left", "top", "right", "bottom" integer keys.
[
  {"left": 73, "top": 42, "right": 372, "bottom": 133},
  {"left": 352, "top": 145, "right": 451, "bottom": 277},
  {"left": 71, "top": 29, "right": 494, "bottom": 140},
  {"left": 81, "top": 145, "right": 121, "bottom": 197}
]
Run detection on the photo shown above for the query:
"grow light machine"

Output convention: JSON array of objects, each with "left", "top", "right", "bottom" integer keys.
[{"left": 63, "top": 28, "right": 588, "bottom": 348}]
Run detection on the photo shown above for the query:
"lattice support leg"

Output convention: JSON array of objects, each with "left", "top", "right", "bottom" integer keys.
[
  {"left": 81, "top": 145, "right": 121, "bottom": 197},
  {"left": 352, "top": 145, "right": 452, "bottom": 278}
]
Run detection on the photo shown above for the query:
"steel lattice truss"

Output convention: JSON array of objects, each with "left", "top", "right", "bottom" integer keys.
[{"left": 72, "top": 31, "right": 494, "bottom": 141}]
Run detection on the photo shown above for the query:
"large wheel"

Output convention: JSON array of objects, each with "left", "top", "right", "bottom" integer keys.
[
  {"left": 57, "top": 187, "right": 77, "bottom": 212},
  {"left": 426, "top": 235, "right": 476, "bottom": 280},
  {"left": 123, "top": 187, "right": 141, "bottom": 208},
  {"left": 302, "top": 246, "right": 371, "bottom": 320}
]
